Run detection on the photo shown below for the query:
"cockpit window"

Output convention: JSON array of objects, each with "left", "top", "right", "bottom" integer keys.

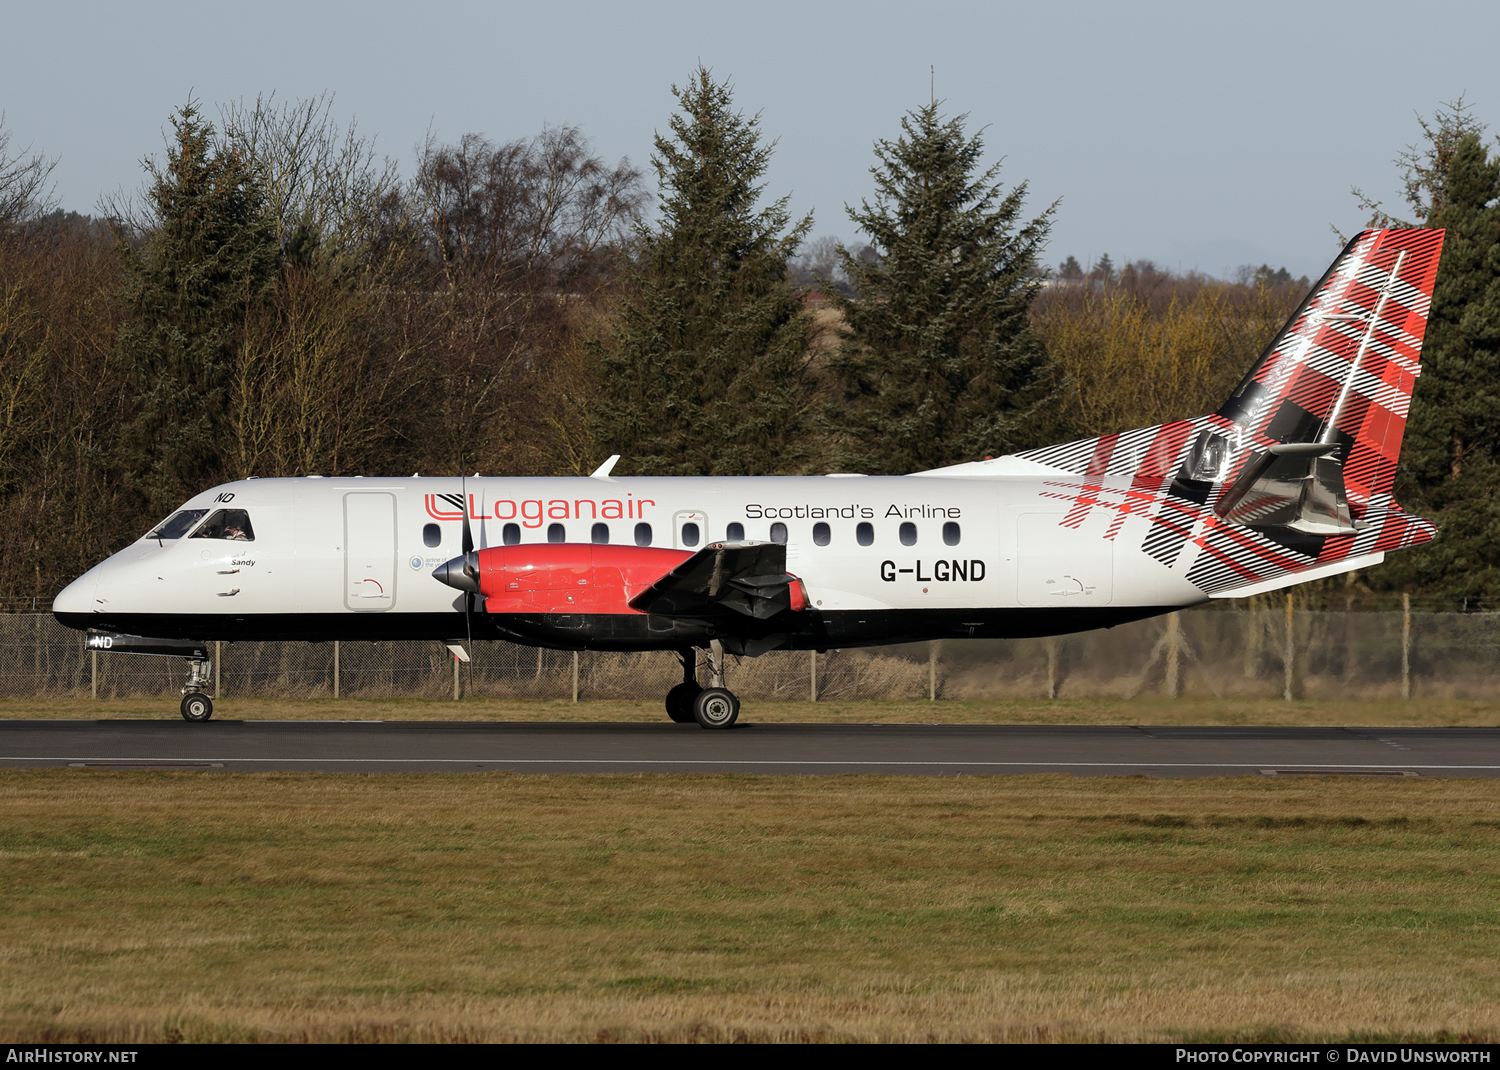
[
  {"left": 189, "top": 509, "right": 255, "bottom": 542},
  {"left": 146, "top": 509, "right": 207, "bottom": 540}
]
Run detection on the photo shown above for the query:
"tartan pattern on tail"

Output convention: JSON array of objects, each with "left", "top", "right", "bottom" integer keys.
[{"left": 1012, "top": 229, "right": 1444, "bottom": 595}]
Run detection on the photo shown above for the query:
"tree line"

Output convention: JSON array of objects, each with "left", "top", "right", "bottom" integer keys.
[{"left": 0, "top": 75, "right": 1492, "bottom": 606}]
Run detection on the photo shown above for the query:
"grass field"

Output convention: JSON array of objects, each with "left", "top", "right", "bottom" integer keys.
[
  {"left": 2, "top": 770, "right": 1498, "bottom": 1043},
  {"left": 1, "top": 694, "right": 1498, "bottom": 726}
]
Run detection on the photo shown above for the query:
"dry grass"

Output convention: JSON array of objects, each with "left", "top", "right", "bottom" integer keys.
[
  {"left": 0, "top": 694, "right": 1497, "bottom": 726},
  {"left": 2, "top": 771, "right": 1499, "bottom": 1042}
]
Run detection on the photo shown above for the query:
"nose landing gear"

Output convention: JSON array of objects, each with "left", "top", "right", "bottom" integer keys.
[{"left": 180, "top": 656, "right": 214, "bottom": 722}]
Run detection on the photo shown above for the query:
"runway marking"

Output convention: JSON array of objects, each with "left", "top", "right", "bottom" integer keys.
[{"left": 0, "top": 756, "right": 1484, "bottom": 770}]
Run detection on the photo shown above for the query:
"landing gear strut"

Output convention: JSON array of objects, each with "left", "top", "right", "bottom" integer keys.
[
  {"left": 180, "top": 656, "right": 214, "bottom": 722},
  {"left": 691, "top": 640, "right": 739, "bottom": 729}
]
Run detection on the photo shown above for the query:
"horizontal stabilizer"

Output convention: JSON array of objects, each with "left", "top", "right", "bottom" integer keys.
[{"left": 1215, "top": 443, "right": 1361, "bottom": 535}]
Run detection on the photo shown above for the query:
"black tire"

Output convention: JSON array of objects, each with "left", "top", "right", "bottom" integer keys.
[
  {"left": 665, "top": 682, "right": 702, "bottom": 723},
  {"left": 180, "top": 693, "right": 213, "bottom": 723},
  {"left": 692, "top": 687, "right": 739, "bottom": 729}
]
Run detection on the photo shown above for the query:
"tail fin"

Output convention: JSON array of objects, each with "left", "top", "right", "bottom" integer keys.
[
  {"left": 1013, "top": 228, "right": 1445, "bottom": 595},
  {"left": 1213, "top": 227, "right": 1444, "bottom": 516}
]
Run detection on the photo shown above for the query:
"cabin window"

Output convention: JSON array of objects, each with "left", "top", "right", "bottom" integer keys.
[
  {"left": 503, "top": 523, "right": 521, "bottom": 545},
  {"left": 591, "top": 522, "right": 609, "bottom": 544},
  {"left": 770, "top": 522, "right": 788, "bottom": 544},
  {"left": 547, "top": 523, "right": 565, "bottom": 543},
  {"left": 146, "top": 509, "right": 207, "bottom": 540},
  {"left": 681, "top": 522, "right": 700, "bottom": 548},
  {"left": 634, "top": 522, "right": 652, "bottom": 547},
  {"left": 856, "top": 522, "right": 874, "bottom": 546},
  {"left": 422, "top": 523, "right": 441, "bottom": 548},
  {"left": 899, "top": 522, "right": 917, "bottom": 546},
  {"left": 943, "top": 521, "right": 961, "bottom": 546},
  {"left": 190, "top": 509, "right": 255, "bottom": 542},
  {"left": 726, "top": 522, "right": 744, "bottom": 541},
  {"left": 813, "top": 522, "right": 830, "bottom": 546}
]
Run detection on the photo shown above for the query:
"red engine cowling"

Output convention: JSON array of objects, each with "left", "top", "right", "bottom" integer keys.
[{"left": 471, "top": 544, "right": 694, "bottom": 615}]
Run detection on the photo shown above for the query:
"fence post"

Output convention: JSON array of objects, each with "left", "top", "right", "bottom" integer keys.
[
  {"left": 1165, "top": 612, "right": 1181, "bottom": 698},
  {"left": 333, "top": 641, "right": 340, "bottom": 699},
  {"left": 572, "top": 650, "right": 579, "bottom": 703},
  {"left": 453, "top": 651, "right": 461, "bottom": 701},
  {"left": 91, "top": 649, "right": 97, "bottom": 700},
  {"left": 1402, "top": 593, "right": 1412, "bottom": 700},
  {"left": 928, "top": 641, "right": 938, "bottom": 701},
  {"left": 1045, "top": 638, "right": 1058, "bottom": 699},
  {"left": 810, "top": 649, "right": 818, "bottom": 702},
  {"left": 1283, "top": 591, "right": 1295, "bottom": 701},
  {"left": 214, "top": 641, "right": 221, "bottom": 697}
]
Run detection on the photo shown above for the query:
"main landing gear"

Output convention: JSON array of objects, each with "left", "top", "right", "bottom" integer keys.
[
  {"left": 180, "top": 656, "right": 214, "bottom": 723},
  {"left": 664, "top": 642, "right": 739, "bottom": 729}
]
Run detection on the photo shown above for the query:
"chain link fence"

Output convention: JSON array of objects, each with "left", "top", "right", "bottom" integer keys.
[{"left": 1, "top": 605, "right": 1496, "bottom": 701}]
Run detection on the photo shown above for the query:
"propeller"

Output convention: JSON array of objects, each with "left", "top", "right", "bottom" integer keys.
[{"left": 461, "top": 472, "right": 475, "bottom": 654}]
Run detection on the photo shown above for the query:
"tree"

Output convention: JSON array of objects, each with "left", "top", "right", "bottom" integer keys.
[
  {"left": 1057, "top": 255, "right": 1083, "bottom": 281},
  {"left": 822, "top": 101, "right": 1057, "bottom": 474},
  {"left": 592, "top": 66, "right": 815, "bottom": 476},
  {"left": 0, "top": 113, "right": 55, "bottom": 232},
  {"left": 114, "top": 102, "right": 278, "bottom": 512},
  {"left": 1364, "top": 116, "right": 1500, "bottom": 603}
]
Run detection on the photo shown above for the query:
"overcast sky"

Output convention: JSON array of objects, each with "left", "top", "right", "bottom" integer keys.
[{"left": 3, "top": 0, "right": 1496, "bottom": 279}]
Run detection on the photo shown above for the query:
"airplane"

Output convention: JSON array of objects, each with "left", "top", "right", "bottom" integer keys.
[{"left": 53, "top": 228, "right": 1445, "bottom": 726}]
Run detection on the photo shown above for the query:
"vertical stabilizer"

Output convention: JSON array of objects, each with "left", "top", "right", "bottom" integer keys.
[{"left": 1012, "top": 229, "right": 1445, "bottom": 596}]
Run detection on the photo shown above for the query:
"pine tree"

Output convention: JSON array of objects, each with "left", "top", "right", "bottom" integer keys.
[
  {"left": 1373, "top": 128, "right": 1500, "bottom": 602},
  {"left": 116, "top": 102, "right": 277, "bottom": 512},
  {"left": 592, "top": 67, "right": 814, "bottom": 476},
  {"left": 822, "top": 102, "right": 1057, "bottom": 474}
]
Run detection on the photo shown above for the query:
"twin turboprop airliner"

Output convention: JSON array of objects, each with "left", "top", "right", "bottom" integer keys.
[{"left": 54, "top": 229, "right": 1446, "bottom": 726}]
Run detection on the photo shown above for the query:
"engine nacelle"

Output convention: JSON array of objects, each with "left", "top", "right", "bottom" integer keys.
[{"left": 470, "top": 544, "right": 693, "bottom": 615}]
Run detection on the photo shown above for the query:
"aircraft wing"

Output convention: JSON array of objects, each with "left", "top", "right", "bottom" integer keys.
[{"left": 627, "top": 541, "right": 802, "bottom": 620}]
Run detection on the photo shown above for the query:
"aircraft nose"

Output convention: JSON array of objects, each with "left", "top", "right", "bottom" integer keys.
[
  {"left": 52, "top": 574, "right": 97, "bottom": 617},
  {"left": 432, "top": 554, "right": 479, "bottom": 593}
]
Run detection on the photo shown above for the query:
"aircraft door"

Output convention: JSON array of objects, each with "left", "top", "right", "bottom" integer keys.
[
  {"left": 673, "top": 510, "right": 707, "bottom": 549},
  {"left": 344, "top": 492, "right": 397, "bottom": 611},
  {"left": 1015, "top": 512, "right": 1113, "bottom": 607}
]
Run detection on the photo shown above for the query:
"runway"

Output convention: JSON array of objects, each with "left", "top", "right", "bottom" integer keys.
[{"left": 2, "top": 719, "right": 1500, "bottom": 776}]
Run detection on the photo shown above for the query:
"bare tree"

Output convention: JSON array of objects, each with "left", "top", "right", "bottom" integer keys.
[
  {"left": 219, "top": 91, "right": 402, "bottom": 260},
  {"left": 413, "top": 125, "right": 646, "bottom": 284},
  {"left": 0, "top": 114, "right": 57, "bottom": 230}
]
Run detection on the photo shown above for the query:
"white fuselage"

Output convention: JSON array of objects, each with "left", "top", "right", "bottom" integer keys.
[{"left": 53, "top": 468, "right": 1211, "bottom": 649}]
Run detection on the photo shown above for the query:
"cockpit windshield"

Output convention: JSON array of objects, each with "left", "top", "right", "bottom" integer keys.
[
  {"left": 146, "top": 509, "right": 208, "bottom": 541},
  {"left": 190, "top": 509, "right": 255, "bottom": 542}
]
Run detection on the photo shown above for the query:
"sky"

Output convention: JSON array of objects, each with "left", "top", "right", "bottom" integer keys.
[{"left": 2, "top": 0, "right": 1497, "bottom": 280}]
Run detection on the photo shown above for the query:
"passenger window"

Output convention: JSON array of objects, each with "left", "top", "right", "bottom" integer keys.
[
  {"left": 423, "top": 523, "right": 441, "bottom": 548},
  {"left": 813, "top": 522, "right": 830, "bottom": 546},
  {"left": 770, "top": 522, "right": 788, "bottom": 544},
  {"left": 681, "top": 522, "right": 700, "bottom": 548},
  {"left": 726, "top": 522, "right": 744, "bottom": 541},
  {"left": 634, "top": 522, "right": 652, "bottom": 547},
  {"left": 943, "top": 521, "right": 961, "bottom": 546},
  {"left": 856, "top": 522, "right": 874, "bottom": 547},
  {"left": 899, "top": 522, "right": 917, "bottom": 546},
  {"left": 503, "top": 523, "right": 521, "bottom": 545},
  {"left": 592, "top": 522, "right": 609, "bottom": 544},
  {"left": 190, "top": 509, "right": 255, "bottom": 542},
  {"left": 147, "top": 509, "right": 207, "bottom": 540},
  {"left": 547, "top": 523, "right": 565, "bottom": 543}
]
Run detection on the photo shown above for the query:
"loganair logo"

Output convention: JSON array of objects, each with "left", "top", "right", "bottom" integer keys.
[{"left": 425, "top": 493, "right": 656, "bottom": 529}]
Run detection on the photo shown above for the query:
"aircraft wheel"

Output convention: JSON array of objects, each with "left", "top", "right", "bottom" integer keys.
[
  {"left": 180, "top": 693, "right": 213, "bottom": 723},
  {"left": 665, "top": 682, "right": 701, "bottom": 724},
  {"left": 693, "top": 687, "right": 739, "bottom": 729}
]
